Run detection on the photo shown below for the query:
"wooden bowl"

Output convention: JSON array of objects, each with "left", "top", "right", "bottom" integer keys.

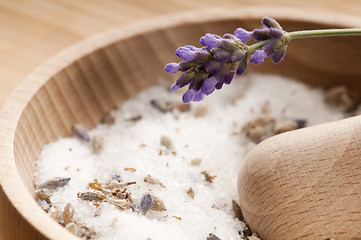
[{"left": 0, "top": 7, "right": 360, "bottom": 240}]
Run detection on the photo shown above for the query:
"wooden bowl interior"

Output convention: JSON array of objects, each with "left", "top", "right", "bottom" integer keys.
[{"left": 6, "top": 12, "right": 361, "bottom": 239}]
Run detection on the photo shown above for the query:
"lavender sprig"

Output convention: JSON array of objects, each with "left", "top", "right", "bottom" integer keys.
[{"left": 165, "top": 17, "right": 361, "bottom": 103}]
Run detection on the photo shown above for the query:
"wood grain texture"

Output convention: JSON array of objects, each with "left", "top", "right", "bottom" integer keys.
[
  {"left": 238, "top": 116, "right": 361, "bottom": 239},
  {"left": 0, "top": 0, "right": 361, "bottom": 106},
  {"left": 0, "top": 6, "right": 361, "bottom": 240}
]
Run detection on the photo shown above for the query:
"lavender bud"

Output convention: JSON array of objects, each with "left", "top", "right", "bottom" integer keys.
[
  {"left": 215, "top": 81, "right": 224, "bottom": 90},
  {"left": 268, "top": 27, "right": 284, "bottom": 39},
  {"left": 183, "top": 89, "right": 195, "bottom": 103},
  {"left": 207, "top": 233, "right": 221, "bottom": 240},
  {"left": 37, "top": 177, "right": 71, "bottom": 190},
  {"left": 234, "top": 28, "right": 253, "bottom": 43},
  {"left": 192, "top": 90, "right": 205, "bottom": 102},
  {"left": 223, "top": 71, "right": 236, "bottom": 85},
  {"left": 140, "top": 193, "right": 153, "bottom": 214},
  {"left": 213, "top": 48, "right": 230, "bottom": 62},
  {"left": 236, "top": 56, "right": 248, "bottom": 75},
  {"left": 164, "top": 62, "right": 180, "bottom": 73},
  {"left": 252, "top": 29, "right": 270, "bottom": 41},
  {"left": 261, "top": 16, "right": 282, "bottom": 29},
  {"left": 230, "top": 49, "right": 245, "bottom": 62},
  {"left": 172, "top": 69, "right": 196, "bottom": 90},
  {"left": 73, "top": 124, "right": 90, "bottom": 142},
  {"left": 200, "top": 33, "right": 221, "bottom": 49},
  {"left": 272, "top": 46, "right": 287, "bottom": 63},
  {"left": 250, "top": 50, "right": 268, "bottom": 65},
  {"left": 194, "top": 49, "right": 212, "bottom": 62},
  {"left": 175, "top": 46, "right": 196, "bottom": 61},
  {"left": 201, "top": 77, "right": 218, "bottom": 95},
  {"left": 179, "top": 61, "right": 198, "bottom": 72},
  {"left": 219, "top": 38, "right": 238, "bottom": 52},
  {"left": 205, "top": 61, "right": 222, "bottom": 74}
]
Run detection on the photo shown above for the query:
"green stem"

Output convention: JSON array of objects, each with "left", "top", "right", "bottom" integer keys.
[
  {"left": 288, "top": 28, "right": 361, "bottom": 39},
  {"left": 246, "top": 28, "right": 361, "bottom": 53}
]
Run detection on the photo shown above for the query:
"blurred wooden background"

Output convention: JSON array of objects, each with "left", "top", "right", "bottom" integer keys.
[{"left": 0, "top": 0, "right": 360, "bottom": 107}]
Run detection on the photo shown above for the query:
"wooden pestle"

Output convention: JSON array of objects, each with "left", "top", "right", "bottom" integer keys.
[{"left": 238, "top": 115, "right": 361, "bottom": 239}]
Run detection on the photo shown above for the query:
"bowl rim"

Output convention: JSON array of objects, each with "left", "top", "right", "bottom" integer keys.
[{"left": 0, "top": 6, "right": 360, "bottom": 239}]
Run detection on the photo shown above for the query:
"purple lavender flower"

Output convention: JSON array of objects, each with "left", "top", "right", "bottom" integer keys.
[
  {"left": 140, "top": 193, "right": 153, "bottom": 215},
  {"left": 175, "top": 45, "right": 197, "bottom": 61},
  {"left": 164, "top": 62, "right": 180, "bottom": 73},
  {"left": 165, "top": 16, "right": 289, "bottom": 102},
  {"left": 234, "top": 28, "right": 253, "bottom": 43},
  {"left": 200, "top": 33, "right": 222, "bottom": 48}
]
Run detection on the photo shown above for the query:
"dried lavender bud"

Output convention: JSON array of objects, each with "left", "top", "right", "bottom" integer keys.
[
  {"left": 73, "top": 124, "right": 90, "bottom": 142},
  {"left": 125, "top": 114, "right": 142, "bottom": 121},
  {"left": 63, "top": 203, "right": 75, "bottom": 225},
  {"left": 186, "top": 188, "right": 195, "bottom": 199},
  {"left": 207, "top": 233, "right": 221, "bottom": 240},
  {"left": 150, "top": 193, "right": 166, "bottom": 212},
  {"left": 150, "top": 99, "right": 173, "bottom": 113},
  {"left": 160, "top": 135, "right": 175, "bottom": 151},
  {"left": 130, "top": 203, "right": 141, "bottom": 213},
  {"left": 144, "top": 175, "right": 165, "bottom": 188},
  {"left": 91, "top": 135, "right": 104, "bottom": 153},
  {"left": 140, "top": 193, "right": 153, "bottom": 214},
  {"left": 37, "top": 200, "right": 50, "bottom": 212},
  {"left": 103, "top": 180, "right": 136, "bottom": 190},
  {"left": 35, "top": 189, "right": 51, "bottom": 203},
  {"left": 77, "top": 192, "right": 106, "bottom": 202},
  {"left": 294, "top": 118, "right": 307, "bottom": 128},
  {"left": 111, "top": 174, "right": 122, "bottom": 182},
  {"left": 101, "top": 111, "right": 115, "bottom": 125},
  {"left": 37, "top": 177, "right": 71, "bottom": 190}
]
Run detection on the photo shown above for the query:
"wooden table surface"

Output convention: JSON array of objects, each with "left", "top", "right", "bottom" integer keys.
[{"left": 0, "top": 0, "right": 360, "bottom": 107}]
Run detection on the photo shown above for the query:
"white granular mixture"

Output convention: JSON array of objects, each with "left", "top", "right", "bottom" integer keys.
[{"left": 34, "top": 73, "right": 344, "bottom": 240}]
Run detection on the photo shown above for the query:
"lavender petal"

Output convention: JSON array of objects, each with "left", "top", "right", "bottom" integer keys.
[
  {"left": 272, "top": 46, "right": 287, "bottom": 63},
  {"left": 252, "top": 28, "right": 270, "bottom": 41},
  {"left": 200, "top": 33, "right": 221, "bottom": 49},
  {"left": 192, "top": 90, "right": 205, "bottom": 102},
  {"left": 250, "top": 50, "right": 268, "bottom": 65},
  {"left": 234, "top": 28, "right": 253, "bottom": 43},
  {"left": 183, "top": 89, "right": 195, "bottom": 103},
  {"left": 268, "top": 27, "right": 284, "bottom": 39},
  {"left": 164, "top": 62, "right": 180, "bottom": 73},
  {"left": 261, "top": 16, "right": 282, "bottom": 29},
  {"left": 175, "top": 46, "right": 196, "bottom": 61},
  {"left": 236, "top": 56, "right": 248, "bottom": 75},
  {"left": 201, "top": 77, "right": 218, "bottom": 95}
]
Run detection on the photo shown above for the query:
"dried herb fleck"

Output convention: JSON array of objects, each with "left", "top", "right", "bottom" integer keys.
[
  {"left": 201, "top": 171, "right": 217, "bottom": 183},
  {"left": 144, "top": 174, "right": 165, "bottom": 188},
  {"left": 207, "top": 233, "right": 221, "bottom": 240}
]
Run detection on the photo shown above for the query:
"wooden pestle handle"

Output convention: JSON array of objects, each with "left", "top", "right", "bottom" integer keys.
[{"left": 238, "top": 115, "right": 361, "bottom": 240}]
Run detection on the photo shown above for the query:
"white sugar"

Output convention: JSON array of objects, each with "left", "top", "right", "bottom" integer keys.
[{"left": 34, "top": 73, "right": 344, "bottom": 240}]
